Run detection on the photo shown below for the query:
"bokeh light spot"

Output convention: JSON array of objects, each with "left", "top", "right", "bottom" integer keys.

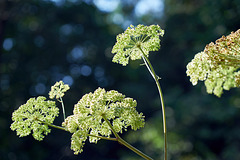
[
  {"left": 63, "top": 75, "right": 74, "bottom": 86},
  {"left": 3, "top": 38, "right": 13, "bottom": 51},
  {"left": 93, "top": 0, "right": 120, "bottom": 12},
  {"left": 35, "top": 83, "right": 46, "bottom": 95},
  {"left": 134, "top": 0, "right": 164, "bottom": 17},
  {"left": 81, "top": 65, "right": 92, "bottom": 76}
]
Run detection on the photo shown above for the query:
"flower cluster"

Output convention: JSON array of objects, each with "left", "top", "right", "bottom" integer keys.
[
  {"left": 62, "top": 88, "right": 145, "bottom": 154},
  {"left": 186, "top": 29, "right": 240, "bottom": 97},
  {"left": 204, "top": 29, "right": 240, "bottom": 67},
  {"left": 112, "top": 24, "right": 164, "bottom": 66},
  {"left": 10, "top": 96, "right": 59, "bottom": 141},
  {"left": 49, "top": 81, "right": 70, "bottom": 99}
]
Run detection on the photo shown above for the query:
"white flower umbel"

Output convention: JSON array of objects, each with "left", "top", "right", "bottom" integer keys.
[
  {"left": 186, "top": 29, "right": 240, "bottom": 97},
  {"left": 10, "top": 96, "right": 59, "bottom": 141},
  {"left": 62, "top": 88, "right": 145, "bottom": 155}
]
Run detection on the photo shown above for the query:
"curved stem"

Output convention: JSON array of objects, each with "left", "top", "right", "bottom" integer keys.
[
  {"left": 138, "top": 47, "right": 167, "bottom": 160},
  {"left": 59, "top": 96, "right": 66, "bottom": 121},
  {"left": 102, "top": 114, "right": 153, "bottom": 160}
]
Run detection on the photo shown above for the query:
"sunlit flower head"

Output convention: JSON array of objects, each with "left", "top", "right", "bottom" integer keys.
[
  {"left": 186, "top": 29, "right": 240, "bottom": 97},
  {"left": 10, "top": 96, "right": 59, "bottom": 141},
  {"left": 49, "top": 81, "right": 70, "bottom": 99},
  {"left": 112, "top": 24, "right": 164, "bottom": 66},
  {"left": 62, "top": 87, "right": 145, "bottom": 154}
]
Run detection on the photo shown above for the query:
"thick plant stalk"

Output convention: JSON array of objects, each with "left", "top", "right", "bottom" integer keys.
[
  {"left": 102, "top": 114, "right": 153, "bottom": 160},
  {"left": 40, "top": 114, "right": 153, "bottom": 160},
  {"left": 139, "top": 47, "right": 167, "bottom": 160}
]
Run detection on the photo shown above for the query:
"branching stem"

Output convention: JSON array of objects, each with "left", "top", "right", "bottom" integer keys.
[
  {"left": 86, "top": 133, "right": 118, "bottom": 141},
  {"left": 38, "top": 114, "right": 153, "bottom": 159},
  {"left": 37, "top": 118, "right": 118, "bottom": 141},
  {"left": 101, "top": 114, "right": 153, "bottom": 160},
  {"left": 138, "top": 46, "right": 167, "bottom": 160}
]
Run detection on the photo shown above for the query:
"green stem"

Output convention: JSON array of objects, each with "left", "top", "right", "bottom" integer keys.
[
  {"left": 138, "top": 47, "right": 167, "bottom": 160},
  {"left": 87, "top": 133, "right": 118, "bottom": 141},
  {"left": 37, "top": 118, "right": 118, "bottom": 141},
  {"left": 102, "top": 114, "right": 153, "bottom": 160},
  {"left": 36, "top": 119, "right": 68, "bottom": 131},
  {"left": 59, "top": 96, "right": 66, "bottom": 121}
]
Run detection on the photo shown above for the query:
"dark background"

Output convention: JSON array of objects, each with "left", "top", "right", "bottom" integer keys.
[{"left": 1, "top": 0, "right": 240, "bottom": 159}]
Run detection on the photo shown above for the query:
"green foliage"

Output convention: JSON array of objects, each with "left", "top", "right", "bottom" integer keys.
[
  {"left": 49, "top": 80, "right": 70, "bottom": 99},
  {"left": 62, "top": 87, "right": 145, "bottom": 154},
  {"left": 186, "top": 29, "right": 240, "bottom": 97},
  {"left": 112, "top": 24, "right": 164, "bottom": 66},
  {"left": 10, "top": 96, "right": 59, "bottom": 141}
]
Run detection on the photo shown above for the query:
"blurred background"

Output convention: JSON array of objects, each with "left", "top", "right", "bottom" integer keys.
[{"left": 1, "top": 0, "right": 240, "bottom": 159}]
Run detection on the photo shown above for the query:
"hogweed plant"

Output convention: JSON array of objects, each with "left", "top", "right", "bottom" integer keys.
[
  {"left": 11, "top": 81, "right": 150, "bottom": 159},
  {"left": 11, "top": 23, "right": 240, "bottom": 159},
  {"left": 112, "top": 24, "right": 167, "bottom": 159},
  {"left": 11, "top": 24, "right": 166, "bottom": 160}
]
